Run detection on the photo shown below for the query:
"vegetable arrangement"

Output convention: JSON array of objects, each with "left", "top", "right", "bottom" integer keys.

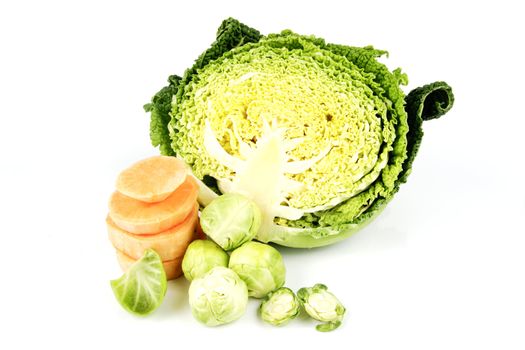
[
  {"left": 108, "top": 159, "right": 345, "bottom": 330},
  {"left": 108, "top": 17, "right": 454, "bottom": 331}
]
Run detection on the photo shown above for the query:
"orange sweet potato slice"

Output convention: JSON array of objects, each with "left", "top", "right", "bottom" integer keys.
[
  {"left": 109, "top": 176, "right": 199, "bottom": 234},
  {"left": 107, "top": 204, "right": 198, "bottom": 261},
  {"left": 116, "top": 156, "right": 188, "bottom": 203}
]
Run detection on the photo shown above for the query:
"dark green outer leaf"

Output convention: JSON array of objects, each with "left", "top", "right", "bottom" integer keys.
[
  {"left": 192, "top": 17, "right": 262, "bottom": 72},
  {"left": 145, "top": 75, "right": 181, "bottom": 156},
  {"left": 398, "top": 81, "right": 455, "bottom": 184}
]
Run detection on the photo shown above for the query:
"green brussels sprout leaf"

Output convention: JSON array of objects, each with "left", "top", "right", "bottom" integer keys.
[{"left": 110, "top": 249, "right": 167, "bottom": 316}]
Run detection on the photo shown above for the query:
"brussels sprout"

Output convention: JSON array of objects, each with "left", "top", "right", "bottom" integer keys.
[
  {"left": 200, "top": 193, "right": 261, "bottom": 251},
  {"left": 229, "top": 241, "right": 285, "bottom": 298},
  {"left": 188, "top": 266, "right": 248, "bottom": 326},
  {"left": 110, "top": 249, "right": 167, "bottom": 316},
  {"left": 182, "top": 239, "right": 229, "bottom": 281},
  {"left": 259, "top": 287, "right": 300, "bottom": 326},
  {"left": 297, "top": 284, "right": 346, "bottom": 332}
]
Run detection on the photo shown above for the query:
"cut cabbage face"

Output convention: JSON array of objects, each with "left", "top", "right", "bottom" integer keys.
[
  {"left": 146, "top": 18, "right": 454, "bottom": 248},
  {"left": 177, "top": 44, "right": 393, "bottom": 211}
]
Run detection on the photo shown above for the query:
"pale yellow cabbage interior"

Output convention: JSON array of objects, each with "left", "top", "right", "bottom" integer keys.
[{"left": 177, "top": 48, "right": 391, "bottom": 209}]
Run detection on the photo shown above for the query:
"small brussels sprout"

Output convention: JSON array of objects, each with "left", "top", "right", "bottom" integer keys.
[
  {"left": 182, "top": 239, "right": 229, "bottom": 281},
  {"left": 229, "top": 241, "right": 285, "bottom": 298},
  {"left": 200, "top": 193, "right": 261, "bottom": 251},
  {"left": 259, "top": 287, "right": 300, "bottom": 326},
  {"left": 188, "top": 266, "right": 248, "bottom": 326},
  {"left": 297, "top": 284, "right": 345, "bottom": 332},
  {"left": 110, "top": 249, "right": 167, "bottom": 316}
]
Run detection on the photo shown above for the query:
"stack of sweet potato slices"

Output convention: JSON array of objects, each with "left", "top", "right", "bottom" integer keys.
[{"left": 107, "top": 156, "right": 201, "bottom": 279}]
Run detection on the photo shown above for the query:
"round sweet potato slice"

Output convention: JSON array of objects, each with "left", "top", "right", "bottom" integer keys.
[
  {"left": 107, "top": 204, "right": 198, "bottom": 261},
  {"left": 109, "top": 176, "right": 199, "bottom": 234},
  {"left": 116, "top": 156, "right": 188, "bottom": 203}
]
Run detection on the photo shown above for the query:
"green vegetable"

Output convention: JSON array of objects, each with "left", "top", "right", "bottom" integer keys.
[
  {"left": 110, "top": 249, "right": 167, "bottom": 316},
  {"left": 182, "top": 239, "right": 229, "bottom": 281},
  {"left": 200, "top": 193, "right": 262, "bottom": 251},
  {"left": 145, "top": 18, "right": 455, "bottom": 248},
  {"left": 229, "top": 241, "right": 285, "bottom": 298},
  {"left": 259, "top": 287, "right": 300, "bottom": 326},
  {"left": 188, "top": 266, "right": 248, "bottom": 326},
  {"left": 298, "top": 284, "right": 345, "bottom": 332}
]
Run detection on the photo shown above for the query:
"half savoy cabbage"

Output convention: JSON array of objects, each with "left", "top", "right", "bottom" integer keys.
[{"left": 145, "top": 18, "right": 454, "bottom": 248}]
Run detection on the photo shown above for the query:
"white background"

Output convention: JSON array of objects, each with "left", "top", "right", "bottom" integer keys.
[{"left": 1, "top": 0, "right": 524, "bottom": 349}]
